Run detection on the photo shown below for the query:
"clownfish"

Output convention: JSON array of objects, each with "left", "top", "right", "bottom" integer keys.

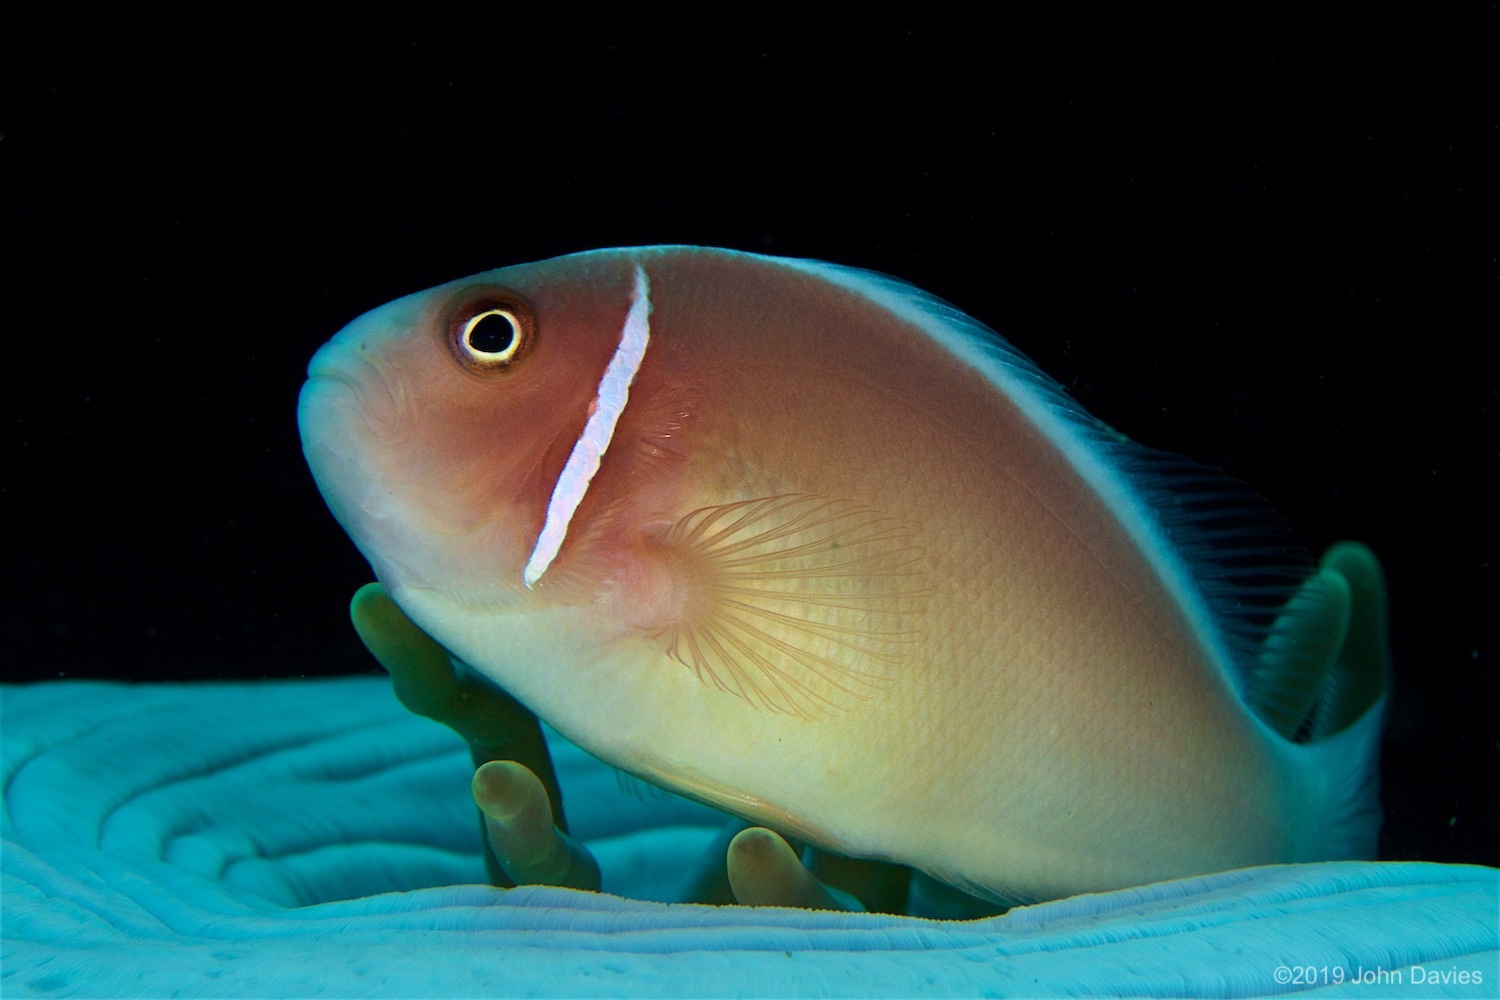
[{"left": 298, "top": 246, "right": 1388, "bottom": 904}]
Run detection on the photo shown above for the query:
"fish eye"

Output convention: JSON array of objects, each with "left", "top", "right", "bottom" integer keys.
[
  {"left": 448, "top": 294, "right": 535, "bottom": 375},
  {"left": 465, "top": 310, "right": 521, "bottom": 359}
]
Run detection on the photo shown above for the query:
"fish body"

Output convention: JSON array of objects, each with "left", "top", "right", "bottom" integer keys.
[{"left": 299, "top": 247, "right": 1387, "bottom": 903}]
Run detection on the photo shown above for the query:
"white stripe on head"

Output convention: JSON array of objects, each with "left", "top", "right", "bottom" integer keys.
[{"left": 523, "top": 264, "right": 652, "bottom": 588}]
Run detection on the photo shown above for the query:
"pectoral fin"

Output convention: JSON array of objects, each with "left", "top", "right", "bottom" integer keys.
[{"left": 645, "top": 494, "right": 928, "bottom": 718}]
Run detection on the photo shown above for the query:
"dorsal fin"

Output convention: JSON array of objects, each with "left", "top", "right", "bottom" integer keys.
[{"left": 772, "top": 254, "right": 1315, "bottom": 712}]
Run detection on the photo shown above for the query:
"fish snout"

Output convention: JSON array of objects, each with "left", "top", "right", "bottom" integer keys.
[{"left": 302, "top": 338, "right": 412, "bottom": 445}]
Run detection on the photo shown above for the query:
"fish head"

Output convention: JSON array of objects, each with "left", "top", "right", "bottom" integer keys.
[{"left": 298, "top": 253, "right": 651, "bottom": 621}]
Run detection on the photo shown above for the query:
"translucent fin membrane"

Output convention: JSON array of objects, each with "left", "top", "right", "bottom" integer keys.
[{"left": 651, "top": 494, "right": 929, "bottom": 718}]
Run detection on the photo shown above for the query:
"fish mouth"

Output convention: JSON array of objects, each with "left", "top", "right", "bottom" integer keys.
[
  {"left": 303, "top": 365, "right": 361, "bottom": 396},
  {"left": 298, "top": 368, "right": 431, "bottom": 590},
  {"left": 298, "top": 342, "right": 410, "bottom": 542},
  {"left": 302, "top": 341, "right": 411, "bottom": 445}
]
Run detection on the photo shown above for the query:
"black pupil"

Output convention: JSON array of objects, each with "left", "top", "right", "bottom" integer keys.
[{"left": 470, "top": 313, "right": 517, "bottom": 354}]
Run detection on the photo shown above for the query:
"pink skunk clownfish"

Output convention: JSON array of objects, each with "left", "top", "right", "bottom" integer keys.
[{"left": 298, "top": 246, "right": 1390, "bottom": 905}]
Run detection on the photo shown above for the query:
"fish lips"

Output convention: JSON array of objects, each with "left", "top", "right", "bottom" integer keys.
[{"left": 299, "top": 363, "right": 414, "bottom": 583}]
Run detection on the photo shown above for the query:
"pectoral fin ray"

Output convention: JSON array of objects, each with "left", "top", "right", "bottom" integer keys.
[{"left": 649, "top": 494, "right": 928, "bottom": 718}]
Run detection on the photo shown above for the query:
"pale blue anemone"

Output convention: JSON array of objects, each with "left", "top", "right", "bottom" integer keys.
[{"left": 3, "top": 674, "right": 1496, "bottom": 997}]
